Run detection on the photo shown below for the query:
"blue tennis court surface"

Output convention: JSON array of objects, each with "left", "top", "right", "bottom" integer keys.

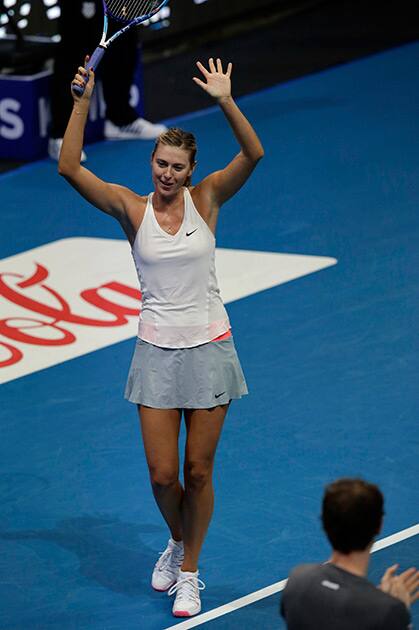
[{"left": 1, "top": 42, "right": 418, "bottom": 629}]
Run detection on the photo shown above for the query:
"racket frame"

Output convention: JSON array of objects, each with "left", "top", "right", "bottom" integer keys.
[{"left": 72, "top": 0, "right": 169, "bottom": 96}]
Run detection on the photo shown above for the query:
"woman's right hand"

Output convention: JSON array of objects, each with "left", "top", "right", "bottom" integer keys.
[{"left": 71, "top": 56, "right": 95, "bottom": 104}]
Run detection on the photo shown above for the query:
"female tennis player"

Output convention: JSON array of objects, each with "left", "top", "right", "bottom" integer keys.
[{"left": 59, "top": 57, "right": 264, "bottom": 617}]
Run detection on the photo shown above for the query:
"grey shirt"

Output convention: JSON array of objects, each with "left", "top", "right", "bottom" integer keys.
[{"left": 281, "top": 563, "right": 412, "bottom": 630}]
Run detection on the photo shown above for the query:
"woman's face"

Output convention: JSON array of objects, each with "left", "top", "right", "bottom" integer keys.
[{"left": 151, "top": 144, "right": 194, "bottom": 197}]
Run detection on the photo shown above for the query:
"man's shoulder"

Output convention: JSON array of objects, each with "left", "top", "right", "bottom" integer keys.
[
  {"left": 284, "top": 563, "right": 332, "bottom": 594},
  {"left": 286, "top": 563, "right": 395, "bottom": 604},
  {"left": 287, "top": 563, "right": 334, "bottom": 584},
  {"left": 283, "top": 563, "right": 411, "bottom": 629}
]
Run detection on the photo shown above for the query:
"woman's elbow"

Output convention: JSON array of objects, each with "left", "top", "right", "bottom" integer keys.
[
  {"left": 58, "top": 159, "right": 77, "bottom": 178},
  {"left": 243, "top": 146, "right": 264, "bottom": 165},
  {"left": 252, "top": 146, "right": 264, "bottom": 164},
  {"left": 57, "top": 155, "right": 68, "bottom": 176}
]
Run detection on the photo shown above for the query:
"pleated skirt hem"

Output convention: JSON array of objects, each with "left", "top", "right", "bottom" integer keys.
[{"left": 124, "top": 336, "right": 248, "bottom": 409}]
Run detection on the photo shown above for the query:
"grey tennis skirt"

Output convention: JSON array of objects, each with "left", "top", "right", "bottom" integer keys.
[{"left": 124, "top": 336, "right": 248, "bottom": 409}]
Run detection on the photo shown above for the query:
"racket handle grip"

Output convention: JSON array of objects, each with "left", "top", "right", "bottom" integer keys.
[{"left": 72, "top": 46, "right": 106, "bottom": 97}]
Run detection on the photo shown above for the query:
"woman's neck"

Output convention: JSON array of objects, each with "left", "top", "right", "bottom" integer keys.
[{"left": 153, "top": 187, "right": 184, "bottom": 211}]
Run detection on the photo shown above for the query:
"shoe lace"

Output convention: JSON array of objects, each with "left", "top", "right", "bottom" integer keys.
[
  {"left": 156, "top": 545, "right": 183, "bottom": 573},
  {"left": 168, "top": 576, "right": 206, "bottom": 601}
]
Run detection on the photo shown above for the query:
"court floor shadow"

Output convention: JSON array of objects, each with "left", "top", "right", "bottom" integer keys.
[{"left": 0, "top": 514, "right": 163, "bottom": 597}]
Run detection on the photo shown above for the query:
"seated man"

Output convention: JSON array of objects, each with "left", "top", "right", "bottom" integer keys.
[{"left": 281, "top": 478, "right": 418, "bottom": 629}]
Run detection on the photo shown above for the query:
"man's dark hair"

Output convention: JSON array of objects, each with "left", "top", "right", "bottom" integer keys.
[{"left": 322, "top": 478, "right": 384, "bottom": 553}]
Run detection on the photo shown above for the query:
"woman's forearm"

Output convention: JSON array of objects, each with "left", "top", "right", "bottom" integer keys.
[
  {"left": 58, "top": 62, "right": 93, "bottom": 176},
  {"left": 58, "top": 102, "right": 89, "bottom": 176},
  {"left": 218, "top": 96, "right": 264, "bottom": 163}
]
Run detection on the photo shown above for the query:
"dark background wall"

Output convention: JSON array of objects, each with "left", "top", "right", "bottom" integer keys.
[
  {"left": 0, "top": 0, "right": 418, "bottom": 172},
  {"left": 142, "top": 0, "right": 419, "bottom": 120}
]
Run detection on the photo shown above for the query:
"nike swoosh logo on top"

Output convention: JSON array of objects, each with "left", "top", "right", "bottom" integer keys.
[
  {"left": 186, "top": 229, "right": 198, "bottom": 237},
  {"left": 215, "top": 392, "right": 226, "bottom": 398}
]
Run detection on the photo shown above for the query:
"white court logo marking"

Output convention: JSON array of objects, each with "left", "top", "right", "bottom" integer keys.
[{"left": 0, "top": 237, "right": 337, "bottom": 384}]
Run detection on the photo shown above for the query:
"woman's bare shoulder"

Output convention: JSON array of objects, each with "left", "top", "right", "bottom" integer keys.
[{"left": 112, "top": 185, "right": 148, "bottom": 206}]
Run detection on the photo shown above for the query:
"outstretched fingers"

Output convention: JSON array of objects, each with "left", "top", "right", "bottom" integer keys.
[
  {"left": 196, "top": 60, "right": 210, "bottom": 78},
  {"left": 193, "top": 59, "right": 214, "bottom": 93},
  {"left": 215, "top": 57, "right": 232, "bottom": 77},
  {"left": 192, "top": 76, "right": 207, "bottom": 90},
  {"left": 193, "top": 57, "right": 233, "bottom": 100},
  {"left": 196, "top": 58, "right": 232, "bottom": 78}
]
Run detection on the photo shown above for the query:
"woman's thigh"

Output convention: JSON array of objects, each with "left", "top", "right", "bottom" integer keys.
[
  {"left": 138, "top": 406, "right": 182, "bottom": 475},
  {"left": 184, "top": 404, "right": 229, "bottom": 466}
]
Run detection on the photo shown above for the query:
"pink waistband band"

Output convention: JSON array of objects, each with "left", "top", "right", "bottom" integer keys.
[{"left": 211, "top": 329, "right": 232, "bottom": 342}]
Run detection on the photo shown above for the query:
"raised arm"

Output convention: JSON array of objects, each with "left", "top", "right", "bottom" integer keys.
[
  {"left": 193, "top": 58, "right": 264, "bottom": 207},
  {"left": 58, "top": 60, "right": 128, "bottom": 220}
]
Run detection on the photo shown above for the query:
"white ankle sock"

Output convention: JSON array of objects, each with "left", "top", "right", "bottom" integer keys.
[{"left": 179, "top": 569, "right": 198, "bottom": 577}]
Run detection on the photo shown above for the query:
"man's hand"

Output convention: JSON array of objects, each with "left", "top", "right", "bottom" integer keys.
[{"left": 380, "top": 564, "right": 419, "bottom": 608}]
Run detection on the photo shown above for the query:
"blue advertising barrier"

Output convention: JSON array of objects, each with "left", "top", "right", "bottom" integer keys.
[{"left": 0, "top": 54, "right": 144, "bottom": 161}]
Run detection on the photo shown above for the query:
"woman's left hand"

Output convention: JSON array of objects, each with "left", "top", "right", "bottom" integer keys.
[{"left": 193, "top": 58, "right": 232, "bottom": 101}]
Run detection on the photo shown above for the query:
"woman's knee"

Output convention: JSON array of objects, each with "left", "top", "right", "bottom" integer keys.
[
  {"left": 184, "top": 459, "right": 213, "bottom": 490},
  {"left": 149, "top": 464, "right": 179, "bottom": 489}
]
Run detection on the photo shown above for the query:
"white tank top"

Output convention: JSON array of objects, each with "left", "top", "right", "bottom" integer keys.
[{"left": 131, "top": 187, "right": 230, "bottom": 348}]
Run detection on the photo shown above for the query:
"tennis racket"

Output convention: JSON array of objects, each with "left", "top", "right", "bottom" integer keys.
[{"left": 72, "top": 0, "right": 169, "bottom": 96}]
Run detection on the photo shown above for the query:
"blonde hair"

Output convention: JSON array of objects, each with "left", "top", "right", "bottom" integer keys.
[{"left": 152, "top": 127, "right": 197, "bottom": 187}]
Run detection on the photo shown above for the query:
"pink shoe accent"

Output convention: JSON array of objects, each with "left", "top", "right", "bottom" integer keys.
[
  {"left": 153, "top": 582, "right": 175, "bottom": 592},
  {"left": 173, "top": 610, "right": 192, "bottom": 617}
]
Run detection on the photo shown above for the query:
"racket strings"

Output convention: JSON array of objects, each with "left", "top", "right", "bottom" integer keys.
[{"left": 106, "top": 0, "right": 162, "bottom": 22}]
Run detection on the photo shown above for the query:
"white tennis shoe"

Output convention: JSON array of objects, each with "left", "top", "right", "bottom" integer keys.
[
  {"left": 168, "top": 569, "right": 206, "bottom": 617},
  {"left": 151, "top": 538, "right": 184, "bottom": 592},
  {"left": 104, "top": 117, "right": 167, "bottom": 140}
]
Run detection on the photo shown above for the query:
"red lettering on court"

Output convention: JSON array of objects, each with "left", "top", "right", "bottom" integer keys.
[
  {"left": 0, "top": 341, "right": 23, "bottom": 368},
  {"left": 0, "top": 317, "right": 76, "bottom": 345},
  {"left": 0, "top": 264, "right": 141, "bottom": 369}
]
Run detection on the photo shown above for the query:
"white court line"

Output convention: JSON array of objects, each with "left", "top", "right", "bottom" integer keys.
[
  {"left": 371, "top": 523, "right": 419, "bottom": 553},
  {"left": 164, "top": 523, "right": 419, "bottom": 630}
]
